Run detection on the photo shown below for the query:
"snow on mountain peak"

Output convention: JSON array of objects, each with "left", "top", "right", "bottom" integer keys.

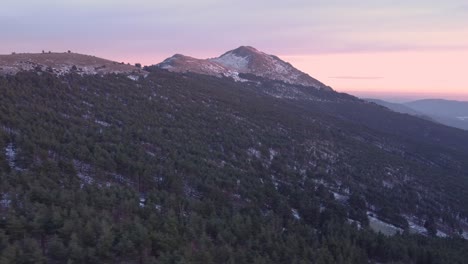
[
  {"left": 156, "top": 46, "right": 331, "bottom": 91},
  {"left": 210, "top": 51, "right": 249, "bottom": 71}
]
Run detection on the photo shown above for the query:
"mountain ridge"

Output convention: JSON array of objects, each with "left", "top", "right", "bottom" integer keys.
[
  {"left": 0, "top": 52, "right": 147, "bottom": 77},
  {"left": 367, "top": 98, "right": 468, "bottom": 130},
  {"left": 156, "top": 46, "right": 331, "bottom": 90}
]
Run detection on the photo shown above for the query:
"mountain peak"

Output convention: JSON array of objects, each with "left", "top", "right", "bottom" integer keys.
[
  {"left": 226, "top": 46, "right": 260, "bottom": 56},
  {"left": 156, "top": 46, "right": 331, "bottom": 90},
  {"left": 236, "top": 45, "right": 258, "bottom": 51}
]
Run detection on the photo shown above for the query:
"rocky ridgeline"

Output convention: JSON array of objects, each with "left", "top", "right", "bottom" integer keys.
[
  {"left": 0, "top": 52, "right": 147, "bottom": 77},
  {"left": 157, "top": 46, "right": 332, "bottom": 91}
]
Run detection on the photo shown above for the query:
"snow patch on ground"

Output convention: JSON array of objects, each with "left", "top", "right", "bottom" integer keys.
[
  {"left": 291, "top": 208, "right": 301, "bottom": 220},
  {"left": 77, "top": 171, "right": 93, "bottom": 185},
  {"left": 1, "top": 126, "right": 19, "bottom": 135},
  {"left": 155, "top": 204, "right": 162, "bottom": 211},
  {"left": 95, "top": 120, "right": 111, "bottom": 127},
  {"left": 203, "top": 63, "right": 226, "bottom": 73},
  {"left": 5, "top": 143, "right": 16, "bottom": 169},
  {"left": 332, "top": 192, "right": 348, "bottom": 202},
  {"left": 159, "top": 64, "right": 173, "bottom": 70},
  {"left": 407, "top": 220, "right": 426, "bottom": 235},
  {"left": 347, "top": 218, "right": 362, "bottom": 229},
  {"left": 139, "top": 196, "right": 146, "bottom": 207},
  {"left": 271, "top": 175, "right": 279, "bottom": 190},
  {"left": 73, "top": 160, "right": 93, "bottom": 186},
  {"left": 223, "top": 71, "right": 248, "bottom": 82},
  {"left": 462, "top": 232, "right": 468, "bottom": 239},
  {"left": 368, "top": 212, "right": 403, "bottom": 236},
  {"left": 77, "top": 172, "right": 93, "bottom": 185},
  {"left": 436, "top": 230, "right": 448, "bottom": 238},
  {"left": 382, "top": 180, "right": 394, "bottom": 189},
  {"left": 112, "top": 173, "right": 133, "bottom": 185},
  {"left": 211, "top": 52, "right": 249, "bottom": 70},
  {"left": 146, "top": 151, "right": 156, "bottom": 157},
  {"left": 127, "top": 75, "right": 139, "bottom": 81},
  {"left": 247, "top": 148, "right": 261, "bottom": 159},
  {"left": 97, "top": 182, "right": 112, "bottom": 188},
  {"left": 0, "top": 193, "right": 11, "bottom": 208},
  {"left": 272, "top": 60, "right": 290, "bottom": 74},
  {"left": 269, "top": 148, "right": 278, "bottom": 161}
]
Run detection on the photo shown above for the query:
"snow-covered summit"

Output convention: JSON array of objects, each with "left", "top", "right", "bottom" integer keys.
[
  {"left": 210, "top": 46, "right": 252, "bottom": 70},
  {"left": 156, "top": 46, "right": 331, "bottom": 91}
]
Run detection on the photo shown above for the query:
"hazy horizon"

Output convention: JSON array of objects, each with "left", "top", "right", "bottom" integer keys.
[
  {"left": 345, "top": 91, "right": 468, "bottom": 103},
  {"left": 2, "top": 0, "right": 467, "bottom": 100}
]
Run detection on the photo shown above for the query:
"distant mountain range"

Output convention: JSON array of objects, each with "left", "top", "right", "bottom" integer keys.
[{"left": 366, "top": 98, "right": 468, "bottom": 130}]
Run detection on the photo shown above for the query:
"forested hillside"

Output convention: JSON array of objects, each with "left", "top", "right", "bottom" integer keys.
[{"left": 0, "top": 69, "right": 467, "bottom": 263}]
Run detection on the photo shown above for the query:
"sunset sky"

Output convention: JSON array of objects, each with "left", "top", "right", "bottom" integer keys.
[{"left": 2, "top": 0, "right": 467, "bottom": 101}]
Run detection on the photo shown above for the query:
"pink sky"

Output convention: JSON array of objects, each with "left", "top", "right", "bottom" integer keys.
[
  {"left": 281, "top": 50, "right": 468, "bottom": 101},
  {"left": 2, "top": 1, "right": 468, "bottom": 101},
  {"left": 107, "top": 48, "right": 468, "bottom": 101}
]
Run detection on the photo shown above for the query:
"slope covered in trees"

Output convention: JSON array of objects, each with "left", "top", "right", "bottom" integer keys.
[{"left": 0, "top": 69, "right": 467, "bottom": 263}]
